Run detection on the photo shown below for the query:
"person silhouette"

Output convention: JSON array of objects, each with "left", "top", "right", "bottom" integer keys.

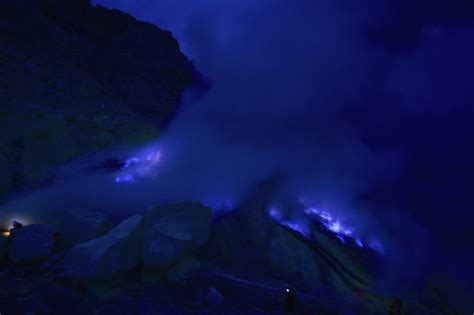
[
  {"left": 12, "top": 221, "right": 23, "bottom": 229},
  {"left": 284, "top": 288, "right": 296, "bottom": 313},
  {"left": 388, "top": 297, "right": 402, "bottom": 315}
]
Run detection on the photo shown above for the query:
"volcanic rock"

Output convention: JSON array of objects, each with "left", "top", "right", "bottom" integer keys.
[
  {"left": 266, "top": 226, "right": 322, "bottom": 290},
  {"left": 8, "top": 224, "right": 55, "bottom": 263},
  {"left": 206, "top": 287, "right": 224, "bottom": 307},
  {"left": 64, "top": 214, "right": 143, "bottom": 279},
  {"left": 202, "top": 209, "right": 324, "bottom": 291},
  {"left": 166, "top": 255, "right": 200, "bottom": 282},
  {"left": 58, "top": 209, "right": 112, "bottom": 246},
  {"left": 142, "top": 202, "right": 212, "bottom": 268},
  {"left": 199, "top": 193, "right": 275, "bottom": 270},
  {"left": 199, "top": 191, "right": 365, "bottom": 294}
]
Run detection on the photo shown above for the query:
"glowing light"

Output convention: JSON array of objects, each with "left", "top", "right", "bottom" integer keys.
[
  {"left": 114, "top": 148, "right": 162, "bottom": 184},
  {"left": 268, "top": 207, "right": 310, "bottom": 237},
  {"left": 122, "top": 157, "right": 140, "bottom": 169},
  {"left": 271, "top": 201, "right": 383, "bottom": 254},
  {"left": 115, "top": 174, "right": 135, "bottom": 183},
  {"left": 4, "top": 217, "right": 29, "bottom": 230},
  {"left": 302, "top": 203, "right": 382, "bottom": 253},
  {"left": 369, "top": 240, "right": 384, "bottom": 254},
  {"left": 286, "top": 288, "right": 290, "bottom": 293},
  {"left": 269, "top": 208, "right": 280, "bottom": 219},
  {"left": 282, "top": 221, "right": 309, "bottom": 236},
  {"left": 328, "top": 221, "right": 341, "bottom": 233},
  {"left": 305, "top": 207, "right": 354, "bottom": 240},
  {"left": 1, "top": 230, "right": 10, "bottom": 237}
]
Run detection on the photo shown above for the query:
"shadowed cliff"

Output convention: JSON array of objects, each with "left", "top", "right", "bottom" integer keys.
[{"left": 0, "top": 0, "right": 207, "bottom": 196}]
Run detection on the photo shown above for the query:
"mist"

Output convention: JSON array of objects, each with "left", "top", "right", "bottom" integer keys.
[{"left": 1, "top": 0, "right": 474, "bottom": 297}]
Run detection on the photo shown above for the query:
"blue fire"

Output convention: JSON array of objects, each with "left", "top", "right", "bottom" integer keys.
[
  {"left": 114, "top": 148, "right": 162, "bottom": 184},
  {"left": 269, "top": 203, "right": 384, "bottom": 254},
  {"left": 368, "top": 240, "right": 383, "bottom": 254},
  {"left": 304, "top": 207, "right": 354, "bottom": 238},
  {"left": 304, "top": 206, "right": 383, "bottom": 253},
  {"left": 268, "top": 207, "right": 310, "bottom": 237},
  {"left": 115, "top": 174, "right": 135, "bottom": 183}
]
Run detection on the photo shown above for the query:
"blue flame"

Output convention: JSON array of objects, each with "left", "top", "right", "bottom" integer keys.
[
  {"left": 304, "top": 206, "right": 383, "bottom": 253},
  {"left": 122, "top": 157, "right": 140, "bottom": 169},
  {"left": 305, "top": 207, "right": 353, "bottom": 236},
  {"left": 269, "top": 202, "right": 383, "bottom": 254},
  {"left": 268, "top": 207, "right": 310, "bottom": 237},
  {"left": 114, "top": 174, "right": 135, "bottom": 183},
  {"left": 368, "top": 240, "right": 384, "bottom": 254},
  {"left": 114, "top": 148, "right": 162, "bottom": 184}
]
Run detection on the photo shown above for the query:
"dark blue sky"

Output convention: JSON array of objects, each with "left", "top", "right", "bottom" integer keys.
[{"left": 63, "top": 0, "right": 474, "bottom": 292}]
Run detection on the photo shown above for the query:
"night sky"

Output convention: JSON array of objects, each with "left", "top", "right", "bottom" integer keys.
[{"left": 5, "top": 0, "right": 473, "bottom": 295}]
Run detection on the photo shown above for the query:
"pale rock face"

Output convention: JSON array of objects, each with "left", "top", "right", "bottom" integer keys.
[
  {"left": 142, "top": 202, "right": 212, "bottom": 268},
  {"left": 64, "top": 214, "right": 143, "bottom": 279}
]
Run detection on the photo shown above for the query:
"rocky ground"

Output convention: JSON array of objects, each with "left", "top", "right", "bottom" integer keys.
[
  {"left": 0, "top": 201, "right": 363, "bottom": 315},
  {"left": 0, "top": 198, "right": 467, "bottom": 314}
]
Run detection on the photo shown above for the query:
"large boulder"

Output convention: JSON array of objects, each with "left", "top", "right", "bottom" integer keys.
[
  {"left": 64, "top": 215, "right": 143, "bottom": 279},
  {"left": 206, "top": 287, "right": 224, "bottom": 307},
  {"left": 57, "top": 209, "right": 112, "bottom": 246},
  {"left": 166, "top": 255, "right": 200, "bottom": 282},
  {"left": 199, "top": 197, "right": 275, "bottom": 270},
  {"left": 142, "top": 202, "right": 212, "bottom": 268},
  {"left": 202, "top": 210, "right": 324, "bottom": 291},
  {"left": 200, "top": 188, "right": 370, "bottom": 295},
  {"left": 8, "top": 224, "right": 55, "bottom": 263}
]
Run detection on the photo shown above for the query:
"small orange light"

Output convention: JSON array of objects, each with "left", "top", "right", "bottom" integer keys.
[{"left": 1, "top": 231, "right": 10, "bottom": 238}]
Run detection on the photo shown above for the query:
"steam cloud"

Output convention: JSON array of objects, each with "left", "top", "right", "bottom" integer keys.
[{"left": 2, "top": 0, "right": 474, "bottom": 295}]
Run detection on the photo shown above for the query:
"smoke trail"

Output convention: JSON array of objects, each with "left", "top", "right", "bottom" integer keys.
[{"left": 2, "top": 0, "right": 474, "bottom": 296}]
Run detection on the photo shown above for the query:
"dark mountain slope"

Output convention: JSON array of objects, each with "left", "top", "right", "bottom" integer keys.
[{"left": 0, "top": 0, "right": 206, "bottom": 196}]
